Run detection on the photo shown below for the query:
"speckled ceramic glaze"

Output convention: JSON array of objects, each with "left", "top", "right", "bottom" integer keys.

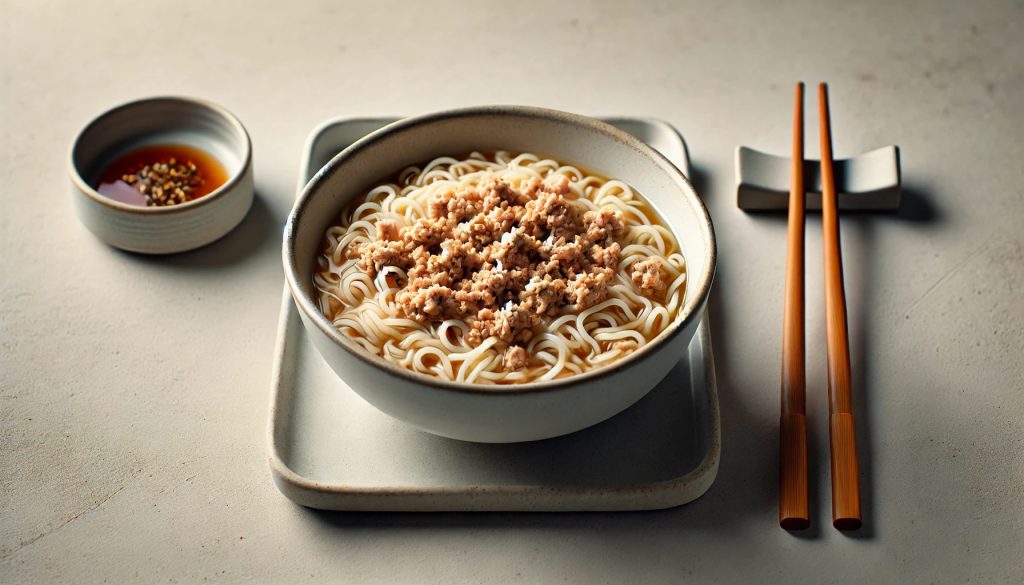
[
  {"left": 283, "top": 106, "right": 717, "bottom": 443},
  {"left": 69, "top": 96, "right": 254, "bottom": 254}
]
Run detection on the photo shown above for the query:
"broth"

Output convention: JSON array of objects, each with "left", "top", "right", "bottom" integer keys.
[{"left": 96, "top": 144, "right": 228, "bottom": 207}]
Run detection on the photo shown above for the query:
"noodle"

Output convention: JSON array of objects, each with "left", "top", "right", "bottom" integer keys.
[{"left": 313, "top": 151, "right": 686, "bottom": 385}]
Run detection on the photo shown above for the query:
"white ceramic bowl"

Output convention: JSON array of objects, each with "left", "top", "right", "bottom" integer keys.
[
  {"left": 283, "top": 106, "right": 716, "bottom": 443},
  {"left": 69, "top": 96, "right": 254, "bottom": 254}
]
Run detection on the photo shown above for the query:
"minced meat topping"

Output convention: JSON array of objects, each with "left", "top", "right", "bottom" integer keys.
[{"left": 354, "top": 175, "right": 665, "bottom": 366}]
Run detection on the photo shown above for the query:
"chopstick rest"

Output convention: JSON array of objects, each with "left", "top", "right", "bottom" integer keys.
[{"left": 735, "top": 147, "right": 901, "bottom": 212}]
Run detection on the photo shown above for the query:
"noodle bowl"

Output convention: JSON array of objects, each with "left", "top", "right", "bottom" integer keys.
[{"left": 313, "top": 151, "right": 686, "bottom": 385}]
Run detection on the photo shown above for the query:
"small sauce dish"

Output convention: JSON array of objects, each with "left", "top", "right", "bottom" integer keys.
[{"left": 69, "top": 96, "right": 254, "bottom": 254}]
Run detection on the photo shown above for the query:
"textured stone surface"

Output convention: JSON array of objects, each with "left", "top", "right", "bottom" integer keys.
[{"left": 1, "top": 0, "right": 1021, "bottom": 582}]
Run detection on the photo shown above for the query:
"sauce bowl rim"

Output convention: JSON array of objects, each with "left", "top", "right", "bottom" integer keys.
[{"left": 68, "top": 95, "right": 253, "bottom": 215}]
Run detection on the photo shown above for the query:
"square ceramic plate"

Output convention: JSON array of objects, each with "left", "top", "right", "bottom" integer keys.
[{"left": 268, "top": 117, "right": 720, "bottom": 511}]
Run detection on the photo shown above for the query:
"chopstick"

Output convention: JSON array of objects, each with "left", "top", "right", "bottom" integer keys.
[
  {"left": 779, "top": 82, "right": 809, "bottom": 530},
  {"left": 818, "top": 82, "right": 862, "bottom": 530}
]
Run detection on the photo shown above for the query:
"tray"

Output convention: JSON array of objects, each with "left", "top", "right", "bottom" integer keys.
[{"left": 268, "top": 116, "right": 721, "bottom": 511}]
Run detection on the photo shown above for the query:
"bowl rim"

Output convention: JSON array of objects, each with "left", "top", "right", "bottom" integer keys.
[
  {"left": 68, "top": 95, "right": 253, "bottom": 215},
  {"left": 283, "top": 105, "right": 717, "bottom": 395}
]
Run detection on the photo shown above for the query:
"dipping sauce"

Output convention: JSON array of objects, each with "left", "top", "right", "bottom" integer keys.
[{"left": 96, "top": 144, "right": 228, "bottom": 207}]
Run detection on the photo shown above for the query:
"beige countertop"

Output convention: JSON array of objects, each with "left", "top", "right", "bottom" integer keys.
[{"left": 2, "top": 0, "right": 1022, "bottom": 582}]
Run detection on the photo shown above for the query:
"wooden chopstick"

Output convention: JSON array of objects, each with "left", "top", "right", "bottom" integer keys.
[
  {"left": 818, "top": 82, "right": 862, "bottom": 530},
  {"left": 779, "top": 82, "right": 809, "bottom": 530}
]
